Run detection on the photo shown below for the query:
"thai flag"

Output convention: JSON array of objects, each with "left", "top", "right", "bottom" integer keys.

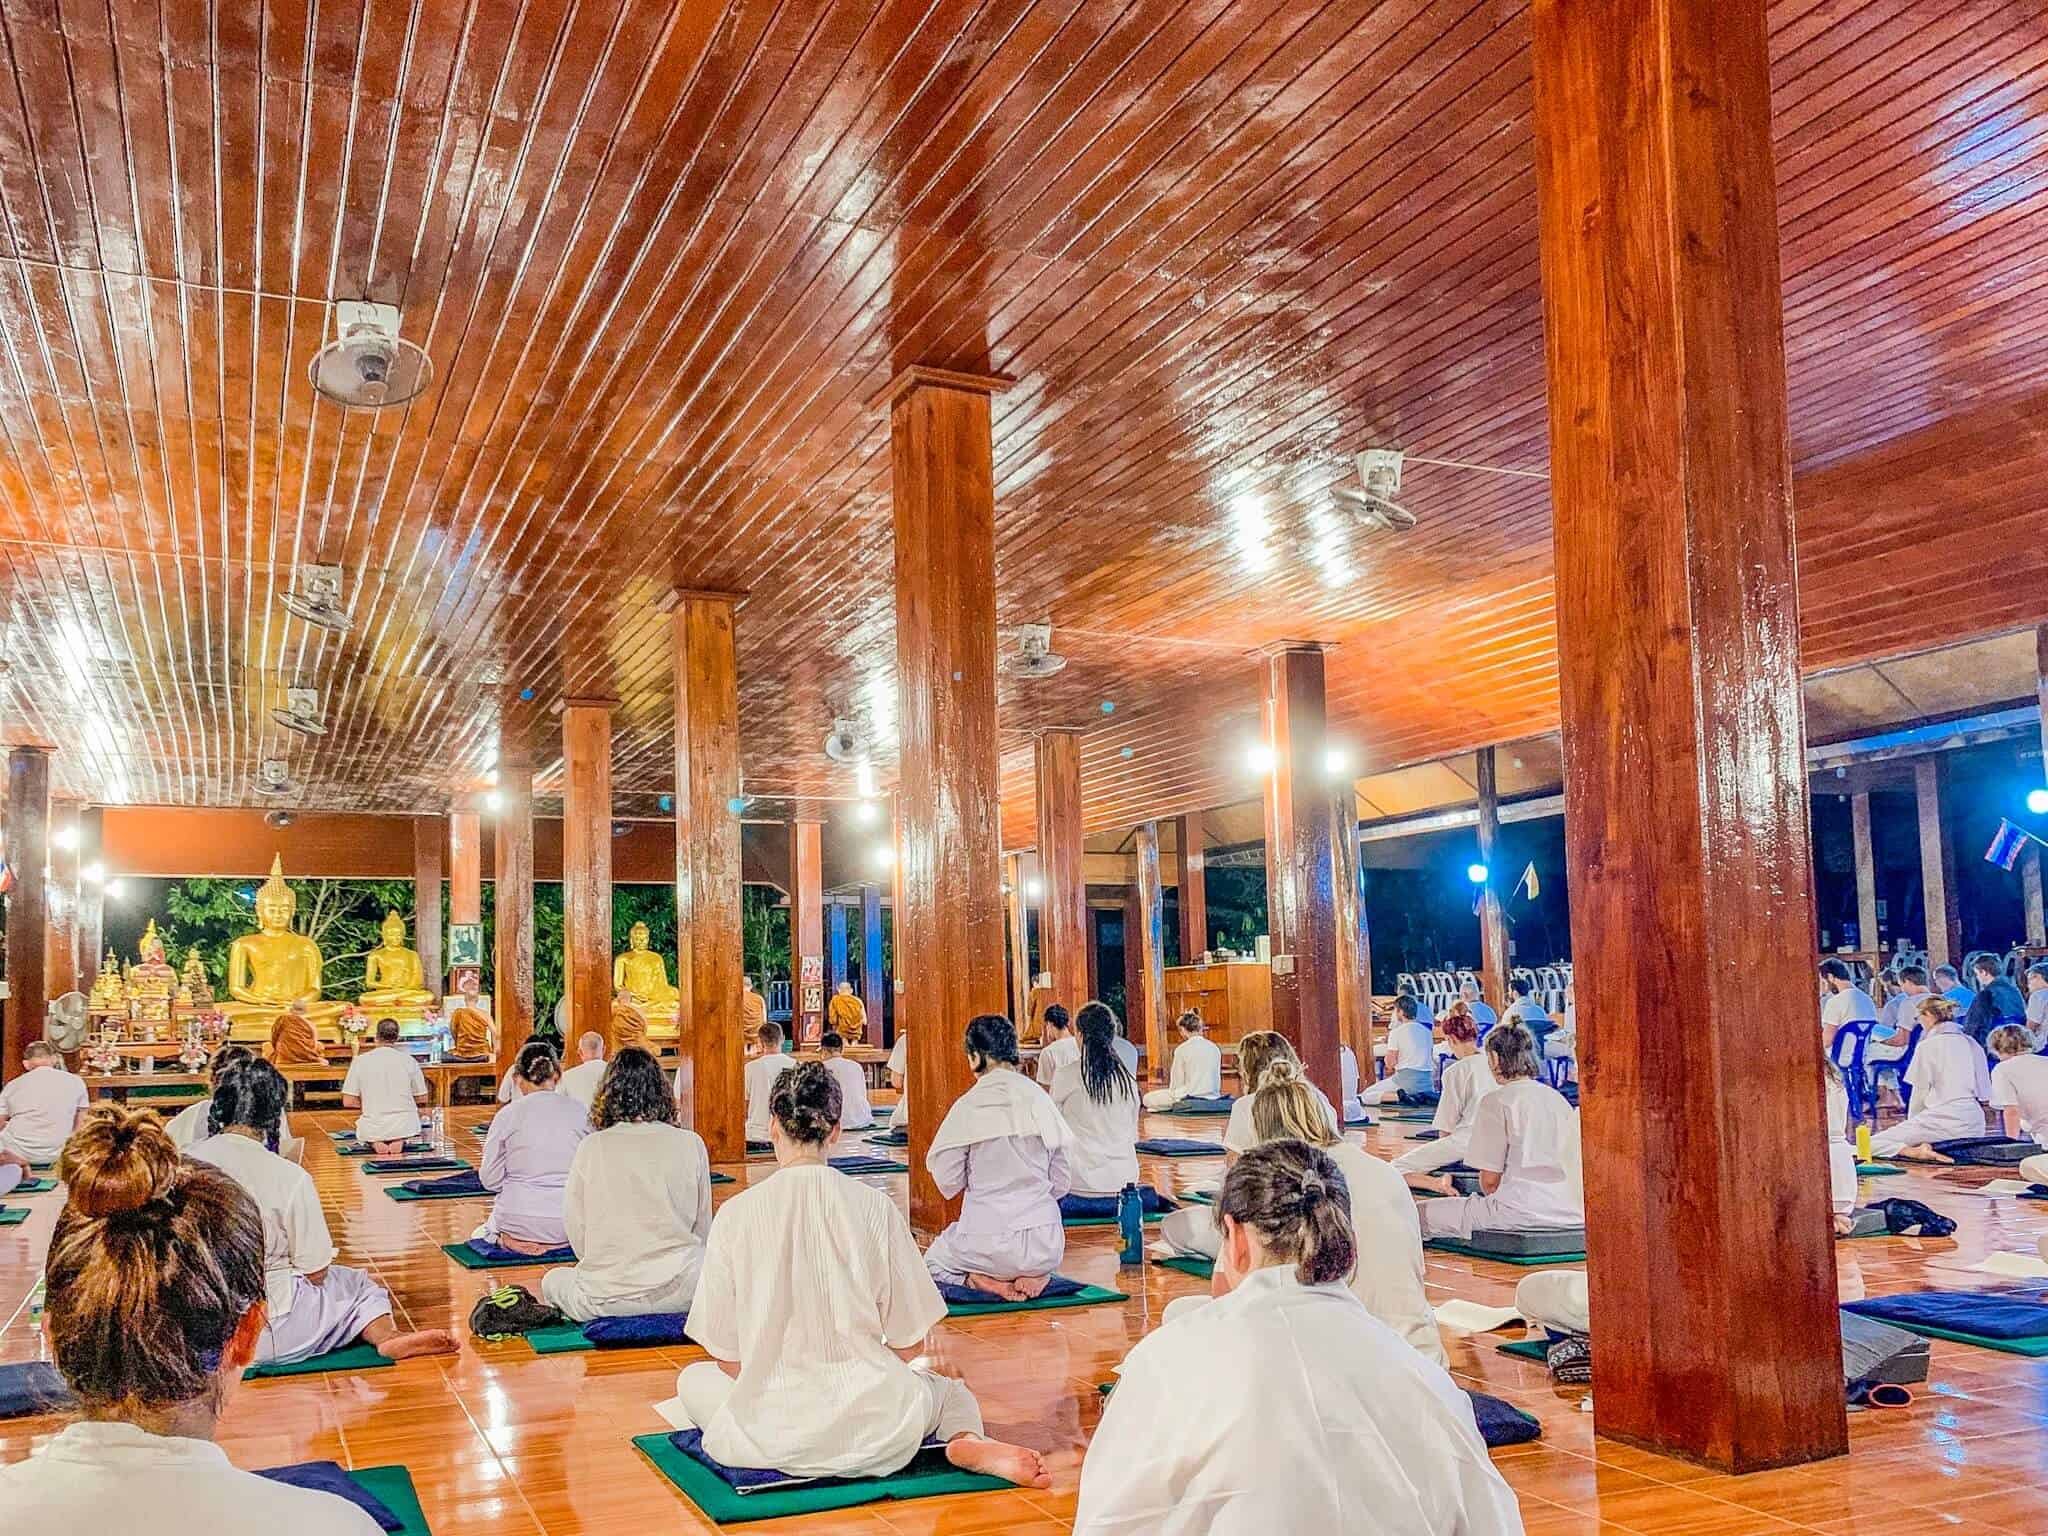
[
  {"left": 1985, "top": 819, "right": 2034, "bottom": 871},
  {"left": 0, "top": 860, "right": 12, "bottom": 895}
]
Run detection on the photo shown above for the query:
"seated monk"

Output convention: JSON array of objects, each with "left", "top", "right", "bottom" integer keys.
[
  {"left": 267, "top": 1008, "right": 326, "bottom": 1067},
  {"left": 741, "top": 978, "right": 767, "bottom": 1045},
  {"left": 611, "top": 996, "right": 650, "bottom": 1051},
  {"left": 826, "top": 981, "right": 867, "bottom": 1044},
  {"left": 448, "top": 1006, "right": 494, "bottom": 1062},
  {"left": 1023, "top": 972, "right": 1057, "bottom": 1045}
]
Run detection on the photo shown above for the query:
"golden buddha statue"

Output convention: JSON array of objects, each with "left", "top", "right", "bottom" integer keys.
[
  {"left": 613, "top": 922, "right": 679, "bottom": 1039},
  {"left": 360, "top": 910, "right": 436, "bottom": 1015},
  {"left": 826, "top": 981, "right": 867, "bottom": 1044},
  {"left": 87, "top": 948, "right": 126, "bottom": 1017},
  {"left": 125, "top": 920, "right": 178, "bottom": 1027},
  {"left": 221, "top": 856, "right": 345, "bottom": 1042},
  {"left": 180, "top": 947, "right": 213, "bottom": 1007}
]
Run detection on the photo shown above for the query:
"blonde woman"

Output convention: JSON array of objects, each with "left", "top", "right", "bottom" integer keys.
[
  {"left": 1221, "top": 1032, "right": 1338, "bottom": 1156},
  {"left": 1869, "top": 996, "right": 1990, "bottom": 1157}
]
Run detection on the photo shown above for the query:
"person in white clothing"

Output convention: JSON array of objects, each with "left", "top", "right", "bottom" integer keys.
[
  {"left": 1112, "top": 1012, "right": 1140, "bottom": 1078},
  {"left": 1819, "top": 959, "right": 1879, "bottom": 1048},
  {"left": 502, "top": 1003, "right": 571, "bottom": 1103},
  {"left": 1418, "top": 1024, "right": 1584, "bottom": 1241},
  {"left": 165, "top": 1045, "right": 306, "bottom": 1165},
  {"left": 4, "top": 1106, "right": 387, "bottom": 1536},
  {"left": 558, "top": 1031, "right": 607, "bottom": 1111},
  {"left": 887, "top": 1027, "right": 910, "bottom": 1133},
  {"left": 0, "top": 1041, "right": 91, "bottom": 1169},
  {"left": 923, "top": 1014, "right": 1071, "bottom": 1298},
  {"left": 1033, "top": 1006, "right": 1077, "bottom": 1086},
  {"left": 1823, "top": 1058, "right": 1859, "bottom": 1234},
  {"left": 670, "top": 1061, "right": 1049, "bottom": 1487},
  {"left": 820, "top": 1032, "right": 874, "bottom": 1129},
  {"left": 1869, "top": 997, "right": 1991, "bottom": 1157},
  {"left": 745, "top": 1021, "right": 798, "bottom": 1144},
  {"left": 190, "top": 1062, "right": 455, "bottom": 1364},
  {"left": 1989, "top": 1024, "right": 2048, "bottom": 1143},
  {"left": 1515, "top": 1267, "right": 1591, "bottom": 1337},
  {"left": 1142, "top": 1011, "right": 1222, "bottom": 1109},
  {"left": 1222, "top": 1032, "right": 1338, "bottom": 1156},
  {"left": 1050, "top": 1002, "right": 1143, "bottom": 1197},
  {"left": 2026, "top": 963, "right": 2048, "bottom": 1045},
  {"left": 1544, "top": 983, "right": 1578, "bottom": 1085},
  {"left": 340, "top": 1019, "right": 428, "bottom": 1152},
  {"left": 475, "top": 1039, "right": 590, "bottom": 1252},
  {"left": 543, "top": 1047, "right": 713, "bottom": 1321},
  {"left": 1396, "top": 1012, "right": 1497, "bottom": 1186},
  {"left": 1361, "top": 994, "right": 1435, "bottom": 1107},
  {"left": 1076, "top": 1140, "right": 1521, "bottom": 1536},
  {"left": 1865, "top": 965, "right": 1929, "bottom": 1077}
]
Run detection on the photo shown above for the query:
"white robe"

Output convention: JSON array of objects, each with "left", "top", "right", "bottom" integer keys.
[
  {"left": 1825, "top": 1077, "right": 1857, "bottom": 1220},
  {"left": 887, "top": 1034, "right": 910, "bottom": 1133},
  {"left": 1419, "top": 1078, "right": 1584, "bottom": 1240},
  {"left": 341, "top": 1046, "right": 426, "bottom": 1144},
  {"left": 1223, "top": 1081, "right": 1339, "bottom": 1154},
  {"left": 1990, "top": 1053, "right": 2048, "bottom": 1140},
  {"left": 543, "top": 1121, "right": 713, "bottom": 1320},
  {"left": 1035, "top": 1033, "right": 1078, "bottom": 1086},
  {"left": 0, "top": 1421, "right": 382, "bottom": 1536},
  {"left": 1393, "top": 1052, "right": 1497, "bottom": 1175},
  {"left": 1870, "top": 1028, "right": 1990, "bottom": 1154},
  {"left": 476, "top": 1087, "right": 590, "bottom": 1247},
  {"left": 1050, "top": 1061, "right": 1142, "bottom": 1196},
  {"left": 1144, "top": 1034, "right": 1223, "bottom": 1108},
  {"left": 824, "top": 1055, "right": 874, "bottom": 1129},
  {"left": 1075, "top": 1268, "right": 1521, "bottom": 1536},
  {"left": 744, "top": 1052, "right": 797, "bottom": 1142},
  {"left": 924, "top": 1070, "right": 1072, "bottom": 1282},
  {"left": 558, "top": 1056, "right": 606, "bottom": 1111},
  {"left": 164, "top": 1096, "right": 303, "bottom": 1164}
]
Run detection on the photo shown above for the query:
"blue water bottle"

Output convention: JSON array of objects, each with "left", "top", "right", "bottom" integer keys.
[{"left": 1117, "top": 1183, "right": 1144, "bottom": 1265}]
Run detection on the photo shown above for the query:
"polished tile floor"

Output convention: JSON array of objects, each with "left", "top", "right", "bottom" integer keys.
[{"left": 4, "top": 1097, "right": 2047, "bottom": 1534}]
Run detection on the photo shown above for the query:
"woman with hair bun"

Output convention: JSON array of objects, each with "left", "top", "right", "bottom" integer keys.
[
  {"left": 1075, "top": 1140, "right": 1521, "bottom": 1535},
  {"left": 190, "top": 1060, "right": 456, "bottom": 1365},
  {"left": 1869, "top": 995, "right": 1992, "bottom": 1157},
  {"left": 1416, "top": 1023, "right": 1584, "bottom": 1243},
  {"left": 474, "top": 1036, "right": 591, "bottom": 1254},
  {"left": 0, "top": 1105, "right": 388, "bottom": 1532},
  {"left": 671, "top": 1061, "right": 1049, "bottom": 1488}
]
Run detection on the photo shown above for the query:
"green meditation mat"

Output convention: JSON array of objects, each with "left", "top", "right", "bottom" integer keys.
[
  {"left": 12, "top": 1179, "right": 56, "bottom": 1195},
  {"left": 1151, "top": 1254, "right": 1214, "bottom": 1280},
  {"left": 711, "top": 1172, "right": 735, "bottom": 1185},
  {"left": 363, "top": 1158, "right": 472, "bottom": 1175},
  {"left": 1180, "top": 1190, "right": 1215, "bottom": 1206},
  {"left": 1063, "top": 1211, "right": 1168, "bottom": 1229},
  {"left": 350, "top": 1466, "right": 431, "bottom": 1536},
  {"left": 441, "top": 1242, "right": 576, "bottom": 1270},
  {"left": 1497, "top": 1336, "right": 1549, "bottom": 1361},
  {"left": 338, "top": 1141, "right": 434, "bottom": 1157},
  {"left": 944, "top": 1283, "right": 1128, "bottom": 1318},
  {"left": 244, "top": 1342, "right": 394, "bottom": 1380},
  {"left": 1425, "top": 1237, "right": 1586, "bottom": 1266},
  {"left": 522, "top": 1322, "right": 603, "bottom": 1355},
  {"left": 632, "top": 1431, "right": 1010, "bottom": 1524},
  {"left": 383, "top": 1183, "right": 489, "bottom": 1203},
  {"left": 1858, "top": 1163, "right": 1906, "bottom": 1177},
  {"left": 0, "top": 1207, "right": 29, "bottom": 1226},
  {"left": 1851, "top": 1319, "right": 2048, "bottom": 1358},
  {"left": 1378, "top": 1109, "right": 1437, "bottom": 1122}
]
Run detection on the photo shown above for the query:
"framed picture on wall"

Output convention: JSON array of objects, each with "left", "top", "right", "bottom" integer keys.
[{"left": 449, "top": 923, "right": 484, "bottom": 969}]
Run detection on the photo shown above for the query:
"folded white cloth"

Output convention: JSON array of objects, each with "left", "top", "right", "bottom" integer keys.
[
  {"left": 1431, "top": 1299, "right": 1526, "bottom": 1335},
  {"left": 928, "top": 1069, "right": 1072, "bottom": 1158}
]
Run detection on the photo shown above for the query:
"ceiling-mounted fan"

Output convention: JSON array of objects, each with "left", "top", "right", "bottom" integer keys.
[
  {"left": 310, "top": 301, "right": 433, "bottom": 411},
  {"left": 1331, "top": 448, "right": 1418, "bottom": 533},
  {"left": 1004, "top": 623, "right": 1068, "bottom": 678},
  {"left": 281, "top": 564, "right": 353, "bottom": 634},
  {"left": 271, "top": 687, "right": 327, "bottom": 737}
]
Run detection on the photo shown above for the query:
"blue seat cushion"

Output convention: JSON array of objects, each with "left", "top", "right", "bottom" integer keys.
[
  {"left": 1465, "top": 1389, "right": 1542, "bottom": 1448},
  {"left": 402, "top": 1169, "right": 487, "bottom": 1196},
  {"left": 1133, "top": 1138, "right": 1225, "bottom": 1156},
  {"left": 0, "top": 1361, "right": 74, "bottom": 1419},
  {"left": 583, "top": 1312, "right": 693, "bottom": 1347},
  {"left": 935, "top": 1275, "right": 1085, "bottom": 1306},
  {"left": 1059, "top": 1187, "right": 1176, "bottom": 1220},
  {"left": 1844, "top": 1289, "right": 2048, "bottom": 1341},
  {"left": 255, "top": 1461, "right": 405, "bottom": 1532}
]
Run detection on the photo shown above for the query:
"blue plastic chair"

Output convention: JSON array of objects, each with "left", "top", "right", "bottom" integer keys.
[
  {"left": 1869, "top": 1024, "right": 1924, "bottom": 1115},
  {"left": 1829, "top": 1021, "right": 1874, "bottom": 1123}
]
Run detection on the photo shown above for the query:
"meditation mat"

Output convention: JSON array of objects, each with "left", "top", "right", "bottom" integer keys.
[
  {"left": 1378, "top": 1109, "right": 1436, "bottom": 1122},
  {"left": 1405, "top": 1129, "right": 1444, "bottom": 1142},
  {"left": 1159, "top": 1095, "right": 1235, "bottom": 1117},
  {"left": 866, "top": 1129, "right": 910, "bottom": 1147},
  {"left": 828, "top": 1155, "right": 910, "bottom": 1175},
  {"left": 634, "top": 1429, "right": 1010, "bottom": 1524},
  {"left": 1924, "top": 1136, "right": 2039, "bottom": 1167},
  {"left": 1427, "top": 1231, "right": 1587, "bottom": 1265},
  {"left": 0, "top": 1361, "right": 75, "bottom": 1418},
  {"left": 524, "top": 1312, "right": 696, "bottom": 1355},
  {"left": 1843, "top": 1289, "right": 2048, "bottom": 1356},
  {"left": 710, "top": 1171, "right": 736, "bottom": 1184},
  {"left": 350, "top": 1467, "right": 431, "bottom": 1536},
  {"left": 745, "top": 1140, "right": 774, "bottom": 1156},
  {"left": 1857, "top": 1163, "right": 1905, "bottom": 1177},
  {"left": 338, "top": 1140, "right": 435, "bottom": 1157},
  {"left": 1181, "top": 1189, "right": 1215, "bottom": 1205},
  {"left": 363, "top": 1156, "right": 472, "bottom": 1174},
  {"left": 442, "top": 1239, "right": 577, "bottom": 1269},
  {"left": 257, "top": 1461, "right": 407, "bottom": 1532},
  {"left": 244, "top": 1342, "right": 395, "bottom": 1380},
  {"left": 939, "top": 1276, "right": 1129, "bottom": 1317},
  {"left": 1150, "top": 1254, "right": 1215, "bottom": 1280},
  {"left": 1134, "top": 1138, "right": 1226, "bottom": 1157},
  {"left": 1060, "top": 1187, "right": 1176, "bottom": 1226},
  {"left": 0, "top": 1207, "right": 29, "bottom": 1226},
  {"left": 1495, "top": 1336, "right": 1550, "bottom": 1362},
  {"left": 1466, "top": 1390, "right": 1542, "bottom": 1448},
  {"left": 11, "top": 1177, "right": 58, "bottom": 1195},
  {"left": 393, "top": 1169, "right": 490, "bottom": 1199}
]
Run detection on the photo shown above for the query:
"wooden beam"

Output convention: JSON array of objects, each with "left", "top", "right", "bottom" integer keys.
[
  {"left": 1914, "top": 757, "right": 1961, "bottom": 970},
  {"left": 1532, "top": 0, "right": 1846, "bottom": 1471},
  {"left": 891, "top": 368, "right": 1007, "bottom": 1233},
  {"left": 4, "top": 747, "right": 51, "bottom": 1080},
  {"left": 1850, "top": 791, "right": 1880, "bottom": 955},
  {"left": 494, "top": 749, "right": 535, "bottom": 1076},
  {"left": 561, "top": 702, "right": 614, "bottom": 1054},
  {"left": 791, "top": 820, "right": 824, "bottom": 1044},
  {"left": 675, "top": 595, "right": 746, "bottom": 1162},
  {"left": 1176, "top": 813, "right": 1207, "bottom": 963},
  {"left": 1035, "top": 729, "right": 1088, "bottom": 1012},
  {"left": 1004, "top": 852, "right": 1030, "bottom": 1028},
  {"left": 448, "top": 811, "right": 481, "bottom": 988},
  {"left": 1132, "top": 822, "right": 1168, "bottom": 1081},
  {"left": 44, "top": 800, "right": 80, "bottom": 1003},
  {"left": 413, "top": 817, "right": 443, "bottom": 993},
  {"left": 1260, "top": 645, "right": 1342, "bottom": 1109},
  {"left": 1331, "top": 791, "right": 1373, "bottom": 1081},
  {"left": 861, "top": 882, "right": 885, "bottom": 1045},
  {"left": 1475, "top": 747, "right": 1509, "bottom": 1006}
]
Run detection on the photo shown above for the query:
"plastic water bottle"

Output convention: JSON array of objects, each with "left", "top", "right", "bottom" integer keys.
[
  {"left": 28, "top": 1279, "right": 47, "bottom": 1359},
  {"left": 1117, "top": 1183, "right": 1144, "bottom": 1266},
  {"left": 431, "top": 1106, "right": 447, "bottom": 1153}
]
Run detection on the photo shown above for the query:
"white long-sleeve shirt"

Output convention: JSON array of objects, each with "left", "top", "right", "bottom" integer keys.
[
  {"left": 562, "top": 1121, "right": 712, "bottom": 1307},
  {"left": 824, "top": 1055, "right": 874, "bottom": 1129},
  {"left": 341, "top": 1046, "right": 426, "bottom": 1144},
  {"left": 1050, "top": 1063, "right": 1142, "bottom": 1196},
  {"left": 1164, "top": 1034, "right": 1223, "bottom": 1101},
  {"left": 187, "top": 1131, "right": 333, "bottom": 1323},
  {"left": 479, "top": 1087, "right": 590, "bottom": 1247}
]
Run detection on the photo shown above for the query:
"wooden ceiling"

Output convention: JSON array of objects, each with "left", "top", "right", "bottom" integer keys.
[{"left": 0, "top": 0, "right": 2044, "bottom": 848}]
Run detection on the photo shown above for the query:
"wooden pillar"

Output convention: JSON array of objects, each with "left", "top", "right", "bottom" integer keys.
[
  {"left": 1259, "top": 644, "right": 1342, "bottom": 1108},
  {"left": 561, "top": 701, "right": 615, "bottom": 1054},
  {"left": 790, "top": 820, "right": 824, "bottom": 1044},
  {"left": 888, "top": 365, "right": 1008, "bottom": 1232},
  {"left": 494, "top": 749, "right": 535, "bottom": 1072},
  {"left": 1850, "top": 792, "right": 1879, "bottom": 955},
  {"left": 1176, "top": 813, "right": 1207, "bottom": 963},
  {"left": 4, "top": 747, "right": 51, "bottom": 1080},
  {"left": 827, "top": 903, "right": 850, "bottom": 994},
  {"left": 77, "top": 807, "right": 104, "bottom": 979},
  {"left": 1004, "top": 852, "right": 1030, "bottom": 1027},
  {"left": 1132, "top": 822, "right": 1168, "bottom": 1080},
  {"left": 1035, "top": 728, "right": 1088, "bottom": 1012},
  {"left": 44, "top": 800, "right": 81, "bottom": 1002},
  {"left": 1532, "top": 0, "right": 1845, "bottom": 1471},
  {"left": 861, "top": 882, "right": 885, "bottom": 1045},
  {"left": 448, "top": 810, "right": 481, "bottom": 992},
  {"left": 2025, "top": 623, "right": 2048, "bottom": 945},
  {"left": 675, "top": 594, "right": 746, "bottom": 1160},
  {"left": 412, "top": 816, "right": 444, "bottom": 993},
  {"left": 1914, "top": 757, "right": 1961, "bottom": 970},
  {"left": 1331, "top": 790, "right": 1373, "bottom": 1082},
  {"left": 1475, "top": 747, "right": 1510, "bottom": 1006}
]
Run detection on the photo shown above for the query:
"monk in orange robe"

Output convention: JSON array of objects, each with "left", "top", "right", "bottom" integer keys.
[
  {"left": 448, "top": 1006, "right": 494, "bottom": 1061},
  {"left": 741, "top": 978, "right": 768, "bottom": 1047},
  {"left": 611, "top": 996, "right": 650, "bottom": 1051},
  {"left": 826, "top": 982, "right": 867, "bottom": 1044},
  {"left": 267, "top": 1008, "right": 325, "bottom": 1067}
]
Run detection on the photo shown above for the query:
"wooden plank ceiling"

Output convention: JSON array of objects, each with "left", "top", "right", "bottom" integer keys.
[{"left": 0, "top": 0, "right": 2044, "bottom": 848}]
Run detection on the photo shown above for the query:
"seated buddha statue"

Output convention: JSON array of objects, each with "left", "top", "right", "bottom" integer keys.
[
  {"left": 179, "top": 947, "right": 214, "bottom": 1007},
  {"left": 125, "top": 921, "right": 179, "bottom": 1027},
  {"left": 613, "top": 922, "right": 679, "bottom": 1038},
  {"left": 87, "top": 948, "right": 126, "bottom": 1017},
  {"left": 826, "top": 981, "right": 867, "bottom": 1044},
  {"left": 360, "top": 910, "right": 436, "bottom": 1016},
  {"left": 221, "top": 856, "right": 345, "bottom": 1042}
]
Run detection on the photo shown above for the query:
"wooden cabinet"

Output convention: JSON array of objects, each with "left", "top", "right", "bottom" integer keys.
[{"left": 1162, "top": 961, "right": 1272, "bottom": 1052}]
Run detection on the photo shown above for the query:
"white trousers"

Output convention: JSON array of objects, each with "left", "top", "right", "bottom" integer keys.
[
  {"left": 1158, "top": 1204, "right": 1220, "bottom": 1260},
  {"left": 672, "top": 1362, "right": 984, "bottom": 1462},
  {"left": 1141, "top": 1089, "right": 1178, "bottom": 1110},
  {"left": 542, "top": 1259, "right": 701, "bottom": 1323},
  {"left": 259, "top": 1266, "right": 392, "bottom": 1363},
  {"left": 1515, "top": 1270, "right": 1590, "bottom": 1335},
  {"left": 0, "top": 1128, "right": 60, "bottom": 1164},
  {"left": 1358, "top": 1068, "right": 1433, "bottom": 1107},
  {"left": 2020, "top": 1153, "right": 2048, "bottom": 1186},
  {"left": 1829, "top": 1142, "right": 1857, "bottom": 1219},
  {"left": 1391, "top": 1131, "right": 1473, "bottom": 1176},
  {"left": 1869, "top": 1100, "right": 1988, "bottom": 1156}
]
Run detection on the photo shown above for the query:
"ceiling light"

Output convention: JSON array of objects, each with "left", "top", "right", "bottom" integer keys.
[
  {"left": 854, "top": 760, "right": 877, "bottom": 798},
  {"left": 871, "top": 844, "right": 895, "bottom": 872},
  {"left": 1025, "top": 878, "right": 1045, "bottom": 900},
  {"left": 104, "top": 878, "right": 126, "bottom": 901},
  {"left": 1466, "top": 863, "right": 1489, "bottom": 885},
  {"left": 52, "top": 824, "right": 80, "bottom": 851},
  {"left": 1246, "top": 742, "right": 1276, "bottom": 775},
  {"left": 853, "top": 800, "right": 879, "bottom": 826},
  {"left": 2029, "top": 788, "right": 2048, "bottom": 816},
  {"left": 1323, "top": 745, "right": 1352, "bottom": 778},
  {"left": 485, "top": 791, "right": 504, "bottom": 813}
]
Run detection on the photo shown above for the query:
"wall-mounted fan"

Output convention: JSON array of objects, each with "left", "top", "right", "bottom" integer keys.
[
  {"left": 272, "top": 686, "right": 327, "bottom": 736},
  {"left": 281, "top": 564, "right": 352, "bottom": 634},
  {"left": 45, "top": 992, "right": 89, "bottom": 1053},
  {"left": 1004, "top": 623, "right": 1067, "bottom": 678},
  {"left": 1331, "top": 448, "right": 1417, "bottom": 533},
  {"left": 311, "top": 301, "right": 432, "bottom": 411}
]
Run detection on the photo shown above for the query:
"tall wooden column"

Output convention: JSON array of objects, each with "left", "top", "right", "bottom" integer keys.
[
  {"left": 1475, "top": 747, "right": 1510, "bottom": 1005},
  {"left": 44, "top": 800, "right": 81, "bottom": 1002},
  {"left": 1131, "top": 822, "right": 1168, "bottom": 1079},
  {"left": 1035, "top": 728, "right": 1088, "bottom": 1011},
  {"left": 77, "top": 807, "right": 104, "bottom": 978},
  {"left": 4, "top": 747, "right": 51, "bottom": 1080},
  {"left": 412, "top": 817, "right": 444, "bottom": 993},
  {"left": 1331, "top": 790, "right": 1373, "bottom": 1082},
  {"left": 495, "top": 748, "right": 535, "bottom": 1072},
  {"left": 561, "top": 701, "right": 615, "bottom": 1053},
  {"left": 1532, "top": 0, "right": 1845, "bottom": 1471},
  {"left": 2024, "top": 624, "right": 2048, "bottom": 945},
  {"left": 448, "top": 809, "right": 481, "bottom": 989},
  {"left": 675, "top": 594, "right": 745, "bottom": 1161},
  {"left": 1004, "top": 852, "right": 1030, "bottom": 1027},
  {"left": 790, "top": 820, "right": 824, "bottom": 1043},
  {"left": 1914, "top": 758, "right": 1960, "bottom": 969},
  {"left": 888, "top": 365, "right": 1008, "bottom": 1232},
  {"left": 1260, "top": 644, "right": 1342, "bottom": 1108},
  {"left": 861, "top": 882, "right": 885, "bottom": 1043},
  {"left": 1176, "top": 814, "right": 1207, "bottom": 963},
  {"left": 1850, "top": 792, "right": 1879, "bottom": 954}
]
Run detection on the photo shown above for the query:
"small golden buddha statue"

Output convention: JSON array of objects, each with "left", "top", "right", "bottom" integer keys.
[
  {"left": 826, "top": 981, "right": 867, "bottom": 1044},
  {"left": 180, "top": 947, "right": 213, "bottom": 1007},
  {"left": 360, "top": 910, "right": 436, "bottom": 1013},
  {"left": 125, "top": 920, "right": 178, "bottom": 1026},
  {"left": 87, "top": 948, "right": 127, "bottom": 1016},
  {"left": 221, "top": 856, "right": 345, "bottom": 1042},
  {"left": 613, "top": 922, "right": 679, "bottom": 1038}
]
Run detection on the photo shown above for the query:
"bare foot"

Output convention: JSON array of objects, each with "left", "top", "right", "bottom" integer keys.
[
  {"left": 1405, "top": 1173, "right": 1453, "bottom": 1197},
  {"left": 964, "top": 1272, "right": 1026, "bottom": 1301},
  {"left": 373, "top": 1140, "right": 406, "bottom": 1157},
  {"left": 492, "top": 1233, "right": 557, "bottom": 1256},
  {"left": 1009, "top": 1272, "right": 1051, "bottom": 1300},
  {"left": 945, "top": 1434, "right": 1050, "bottom": 1488},
  {"left": 376, "top": 1328, "right": 459, "bottom": 1360},
  {"left": 1833, "top": 1216, "right": 1855, "bottom": 1237}
]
